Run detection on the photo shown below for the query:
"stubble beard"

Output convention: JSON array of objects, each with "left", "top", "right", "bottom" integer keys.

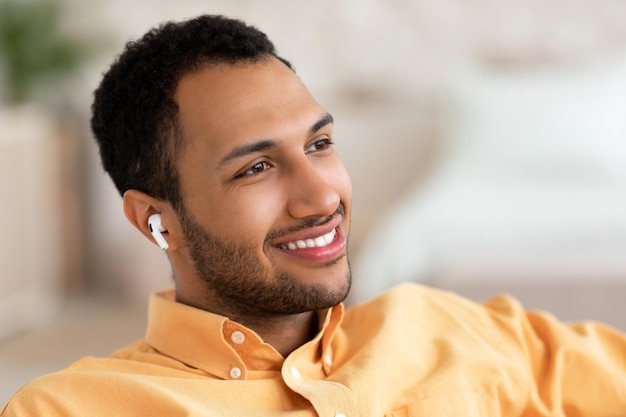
[{"left": 178, "top": 207, "right": 352, "bottom": 318}]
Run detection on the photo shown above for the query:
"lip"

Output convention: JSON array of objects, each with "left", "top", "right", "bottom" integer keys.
[{"left": 270, "top": 216, "right": 346, "bottom": 263}]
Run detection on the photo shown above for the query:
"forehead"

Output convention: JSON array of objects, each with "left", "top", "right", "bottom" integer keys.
[{"left": 174, "top": 58, "right": 326, "bottom": 159}]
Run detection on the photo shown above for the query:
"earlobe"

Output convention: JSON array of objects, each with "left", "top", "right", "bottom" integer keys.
[{"left": 123, "top": 189, "right": 178, "bottom": 251}]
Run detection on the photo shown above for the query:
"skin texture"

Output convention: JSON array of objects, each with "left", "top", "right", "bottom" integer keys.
[{"left": 124, "top": 57, "right": 352, "bottom": 356}]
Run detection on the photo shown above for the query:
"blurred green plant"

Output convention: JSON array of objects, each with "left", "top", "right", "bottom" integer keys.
[{"left": 0, "top": 0, "right": 87, "bottom": 104}]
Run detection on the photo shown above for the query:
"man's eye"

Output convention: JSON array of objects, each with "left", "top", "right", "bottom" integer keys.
[
  {"left": 305, "top": 138, "right": 334, "bottom": 153},
  {"left": 238, "top": 161, "right": 271, "bottom": 177}
]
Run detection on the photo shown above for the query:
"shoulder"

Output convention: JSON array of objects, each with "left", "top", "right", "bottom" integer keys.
[
  {"left": 1, "top": 362, "right": 118, "bottom": 417},
  {"left": 2, "top": 356, "right": 185, "bottom": 417},
  {"left": 349, "top": 282, "right": 523, "bottom": 317},
  {"left": 2, "top": 340, "right": 195, "bottom": 417},
  {"left": 343, "top": 283, "right": 528, "bottom": 340}
]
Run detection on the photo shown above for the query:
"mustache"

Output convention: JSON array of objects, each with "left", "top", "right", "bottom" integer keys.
[{"left": 265, "top": 203, "right": 345, "bottom": 243}]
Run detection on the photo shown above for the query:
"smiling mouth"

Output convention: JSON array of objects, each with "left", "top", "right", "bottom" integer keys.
[{"left": 277, "top": 228, "right": 337, "bottom": 251}]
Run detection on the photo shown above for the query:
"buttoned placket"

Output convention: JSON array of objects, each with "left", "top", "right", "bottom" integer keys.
[
  {"left": 279, "top": 306, "right": 356, "bottom": 417},
  {"left": 217, "top": 305, "right": 353, "bottom": 414},
  {"left": 282, "top": 347, "right": 357, "bottom": 417},
  {"left": 223, "top": 325, "right": 250, "bottom": 380}
]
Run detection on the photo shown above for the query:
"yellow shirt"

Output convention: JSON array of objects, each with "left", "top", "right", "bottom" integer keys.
[{"left": 2, "top": 283, "right": 626, "bottom": 416}]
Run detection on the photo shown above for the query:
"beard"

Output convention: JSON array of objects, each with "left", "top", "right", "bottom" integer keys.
[{"left": 177, "top": 206, "right": 351, "bottom": 318}]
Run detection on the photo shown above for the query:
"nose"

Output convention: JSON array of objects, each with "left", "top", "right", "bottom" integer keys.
[{"left": 286, "top": 159, "right": 341, "bottom": 220}]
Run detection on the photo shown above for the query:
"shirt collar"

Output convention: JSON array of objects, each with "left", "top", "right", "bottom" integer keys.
[{"left": 145, "top": 289, "right": 344, "bottom": 380}]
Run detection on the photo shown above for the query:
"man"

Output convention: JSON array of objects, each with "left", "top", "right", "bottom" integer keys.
[{"left": 2, "top": 14, "right": 626, "bottom": 417}]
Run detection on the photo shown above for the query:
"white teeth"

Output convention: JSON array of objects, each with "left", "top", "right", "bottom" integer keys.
[{"left": 280, "top": 228, "right": 337, "bottom": 250}]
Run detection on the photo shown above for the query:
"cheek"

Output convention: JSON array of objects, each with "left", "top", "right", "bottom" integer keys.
[{"left": 209, "top": 188, "right": 283, "bottom": 240}]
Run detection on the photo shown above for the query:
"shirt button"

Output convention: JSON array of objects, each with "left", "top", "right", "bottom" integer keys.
[
  {"left": 229, "top": 367, "right": 242, "bottom": 379},
  {"left": 290, "top": 366, "right": 301, "bottom": 380},
  {"left": 230, "top": 330, "right": 246, "bottom": 344}
]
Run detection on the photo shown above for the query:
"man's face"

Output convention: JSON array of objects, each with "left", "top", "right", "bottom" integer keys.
[{"left": 173, "top": 58, "right": 352, "bottom": 317}]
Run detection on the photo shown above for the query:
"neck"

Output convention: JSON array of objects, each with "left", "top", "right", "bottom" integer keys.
[
  {"left": 235, "top": 311, "right": 319, "bottom": 357},
  {"left": 175, "top": 282, "right": 320, "bottom": 357}
]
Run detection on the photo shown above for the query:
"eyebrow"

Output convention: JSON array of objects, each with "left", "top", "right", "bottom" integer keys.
[
  {"left": 217, "top": 112, "right": 334, "bottom": 168},
  {"left": 218, "top": 139, "right": 278, "bottom": 169},
  {"left": 310, "top": 113, "right": 334, "bottom": 136}
]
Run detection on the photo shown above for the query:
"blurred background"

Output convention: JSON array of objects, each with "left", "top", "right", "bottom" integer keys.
[{"left": 2, "top": 0, "right": 626, "bottom": 404}]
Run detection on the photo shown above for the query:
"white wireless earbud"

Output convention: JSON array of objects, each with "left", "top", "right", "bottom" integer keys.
[{"left": 148, "top": 213, "right": 169, "bottom": 251}]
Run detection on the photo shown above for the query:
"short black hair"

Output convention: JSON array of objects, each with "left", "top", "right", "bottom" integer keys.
[{"left": 91, "top": 14, "right": 291, "bottom": 209}]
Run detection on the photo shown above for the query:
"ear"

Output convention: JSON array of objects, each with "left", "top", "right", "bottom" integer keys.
[{"left": 123, "top": 189, "right": 182, "bottom": 251}]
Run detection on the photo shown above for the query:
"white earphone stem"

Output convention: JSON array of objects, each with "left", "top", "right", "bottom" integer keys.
[{"left": 148, "top": 213, "right": 169, "bottom": 251}]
